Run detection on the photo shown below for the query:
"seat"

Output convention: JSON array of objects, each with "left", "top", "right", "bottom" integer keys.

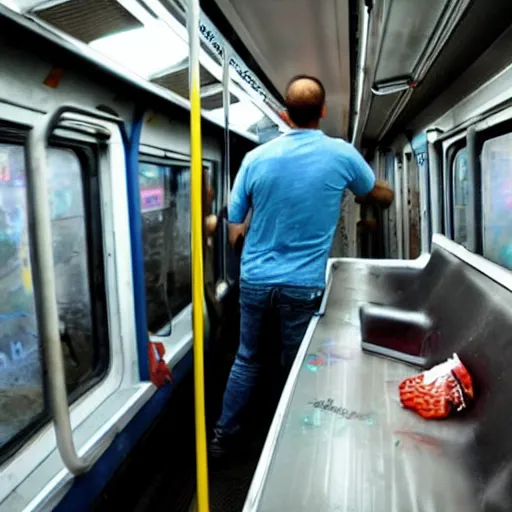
[
  {"left": 360, "top": 304, "right": 433, "bottom": 365},
  {"left": 245, "top": 235, "right": 512, "bottom": 511}
]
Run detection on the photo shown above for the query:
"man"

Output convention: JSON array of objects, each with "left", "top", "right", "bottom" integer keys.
[{"left": 209, "top": 75, "right": 393, "bottom": 457}]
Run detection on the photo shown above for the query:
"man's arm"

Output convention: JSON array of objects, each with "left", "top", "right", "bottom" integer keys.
[
  {"left": 346, "top": 146, "right": 394, "bottom": 209},
  {"left": 355, "top": 179, "right": 394, "bottom": 209},
  {"left": 227, "top": 157, "right": 251, "bottom": 246},
  {"left": 228, "top": 209, "right": 252, "bottom": 246}
]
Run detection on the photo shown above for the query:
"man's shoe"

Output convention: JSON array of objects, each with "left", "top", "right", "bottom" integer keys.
[{"left": 208, "top": 430, "right": 231, "bottom": 460}]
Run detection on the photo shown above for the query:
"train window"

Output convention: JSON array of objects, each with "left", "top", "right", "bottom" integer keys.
[
  {"left": 0, "top": 142, "right": 43, "bottom": 454},
  {"left": 48, "top": 148, "right": 108, "bottom": 395},
  {"left": 407, "top": 153, "right": 421, "bottom": 259},
  {"left": 139, "top": 161, "right": 191, "bottom": 335},
  {"left": 0, "top": 141, "right": 107, "bottom": 457},
  {"left": 481, "top": 133, "right": 512, "bottom": 269},
  {"left": 385, "top": 153, "right": 398, "bottom": 258},
  {"left": 452, "top": 148, "right": 469, "bottom": 247},
  {"left": 203, "top": 163, "right": 215, "bottom": 214}
]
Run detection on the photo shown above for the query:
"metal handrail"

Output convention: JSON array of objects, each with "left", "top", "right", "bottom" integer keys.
[
  {"left": 188, "top": 0, "right": 210, "bottom": 508},
  {"left": 222, "top": 45, "right": 231, "bottom": 283},
  {"left": 351, "top": 2, "right": 371, "bottom": 144},
  {"left": 371, "top": 77, "right": 413, "bottom": 96},
  {"left": 25, "top": 105, "right": 123, "bottom": 475}
]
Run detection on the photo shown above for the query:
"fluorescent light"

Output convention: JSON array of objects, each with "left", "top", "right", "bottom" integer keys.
[
  {"left": 209, "top": 100, "right": 264, "bottom": 132},
  {"left": 89, "top": 21, "right": 188, "bottom": 79},
  {"left": 0, "top": 0, "right": 21, "bottom": 13}
]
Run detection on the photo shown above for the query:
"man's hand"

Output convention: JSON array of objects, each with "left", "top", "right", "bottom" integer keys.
[
  {"left": 205, "top": 214, "right": 218, "bottom": 237},
  {"left": 355, "top": 179, "right": 394, "bottom": 209},
  {"left": 357, "top": 218, "right": 378, "bottom": 232},
  {"left": 228, "top": 209, "right": 252, "bottom": 247},
  {"left": 228, "top": 223, "right": 246, "bottom": 247}
]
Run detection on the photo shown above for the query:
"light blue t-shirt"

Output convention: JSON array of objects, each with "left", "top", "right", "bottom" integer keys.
[{"left": 228, "top": 129, "right": 375, "bottom": 288}]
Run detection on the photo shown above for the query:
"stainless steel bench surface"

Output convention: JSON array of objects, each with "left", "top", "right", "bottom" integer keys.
[{"left": 244, "top": 255, "right": 477, "bottom": 512}]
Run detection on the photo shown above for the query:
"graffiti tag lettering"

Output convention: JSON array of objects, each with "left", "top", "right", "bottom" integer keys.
[
  {"left": 308, "top": 398, "right": 374, "bottom": 423},
  {"left": 198, "top": 20, "right": 282, "bottom": 113}
]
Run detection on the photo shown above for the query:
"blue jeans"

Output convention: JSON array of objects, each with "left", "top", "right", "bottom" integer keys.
[{"left": 215, "top": 282, "right": 323, "bottom": 437}]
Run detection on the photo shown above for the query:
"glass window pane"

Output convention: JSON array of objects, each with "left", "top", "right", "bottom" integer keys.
[
  {"left": 0, "top": 142, "right": 106, "bottom": 455},
  {"left": 170, "top": 166, "right": 191, "bottom": 312},
  {"left": 385, "top": 153, "right": 398, "bottom": 258},
  {"left": 0, "top": 143, "right": 43, "bottom": 451},
  {"left": 140, "top": 162, "right": 191, "bottom": 335},
  {"left": 482, "top": 133, "right": 512, "bottom": 269},
  {"left": 453, "top": 148, "right": 468, "bottom": 247},
  {"left": 48, "top": 148, "right": 99, "bottom": 394},
  {"left": 408, "top": 155, "right": 421, "bottom": 259}
]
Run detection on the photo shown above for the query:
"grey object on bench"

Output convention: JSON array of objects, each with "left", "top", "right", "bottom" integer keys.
[
  {"left": 360, "top": 304, "right": 434, "bottom": 366},
  {"left": 244, "top": 234, "right": 512, "bottom": 512}
]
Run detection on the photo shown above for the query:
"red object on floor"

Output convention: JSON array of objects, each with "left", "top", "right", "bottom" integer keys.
[
  {"left": 399, "top": 353, "right": 474, "bottom": 419},
  {"left": 148, "top": 341, "right": 173, "bottom": 388}
]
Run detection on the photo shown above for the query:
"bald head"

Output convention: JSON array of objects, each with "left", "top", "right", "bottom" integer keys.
[{"left": 285, "top": 75, "right": 326, "bottom": 128}]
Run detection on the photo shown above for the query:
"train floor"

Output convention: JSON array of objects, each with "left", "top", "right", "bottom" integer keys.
[
  {"left": 188, "top": 376, "right": 278, "bottom": 512},
  {"left": 92, "top": 300, "right": 282, "bottom": 512},
  {"left": 124, "top": 357, "right": 277, "bottom": 512},
  {"left": 198, "top": 315, "right": 283, "bottom": 512}
]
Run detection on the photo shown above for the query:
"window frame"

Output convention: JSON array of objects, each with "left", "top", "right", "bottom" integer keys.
[
  {"left": 474, "top": 118, "right": 512, "bottom": 267},
  {"left": 137, "top": 156, "right": 191, "bottom": 336},
  {"left": 410, "top": 135, "right": 432, "bottom": 254},
  {"left": 427, "top": 136, "right": 443, "bottom": 239},
  {"left": 0, "top": 107, "right": 135, "bottom": 508},
  {"left": 450, "top": 143, "right": 469, "bottom": 248},
  {"left": 0, "top": 126, "right": 110, "bottom": 466},
  {"left": 442, "top": 111, "right": 512, "bottom": 263},
  {"left": 443, "top": 135, "right": 467, "bottom": 242},
  {"left": 54, "top": 139, "right": 111, "bottom": 395},
  {"left": 137, "top": 152, "right": 216, "bottom": 343}
]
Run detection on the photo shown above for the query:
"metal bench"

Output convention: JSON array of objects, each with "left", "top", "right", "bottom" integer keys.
[{"left": 243, "top": 234, "right": 512, "bottom": 511}]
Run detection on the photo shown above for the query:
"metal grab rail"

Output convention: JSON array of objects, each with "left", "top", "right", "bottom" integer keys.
[
  {"left": 25, "top": 105, "right": 123, "bottom": 475},
  {"left": 222, "top": 45, "right": 231, "bottom": 283},
  {"left": 188, "top": 0, "right": 210, "bottom": 509}
]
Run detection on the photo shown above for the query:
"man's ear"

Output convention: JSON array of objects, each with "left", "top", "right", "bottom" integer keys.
[
  {"left": 280, "top": 110, "right": 295, "bottom": 127},
  {"left": 320, "top": 103, "right": 327, "bottom": 119}
]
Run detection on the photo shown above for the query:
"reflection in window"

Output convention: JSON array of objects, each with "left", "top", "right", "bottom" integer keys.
[
  {"left": 408, "top": 155, "right": 421, "bottom": 259},
  {"left": 0, "top": 144, "right": 101, "bottom": 453},
  {"left": 140, "top": 162, "right": 191, "bottom": 335},
  {"left": 482, "top": 133, "right": 512, "bottom": 269},
  {"left": 48, "top": 149, "right": 100, "bottom": 394},
  {"left": 0, "top": 143, "right": 42, "bottom": 452},
  {"left": 209, "top": 99, "right": 265, "bottom": 133},
  {"left": 453, "top": 148, "right": 468, "bottom": 247}
]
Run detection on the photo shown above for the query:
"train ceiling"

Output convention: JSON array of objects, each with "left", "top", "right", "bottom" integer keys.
[
  {"left": 3, "top": 0, "right": 270, "bottom": 134},
  {"left": 206, "top": 0, "right": 512, "bottom": 152},
  {"left": 357, "top": 0, "right": 512, "bottom": 152},
  {"left": 6, "top": 0, "right": 512, "bottom": 149},
  {"left": 205, "top": 0, "right": 352, "bottom": 139}
]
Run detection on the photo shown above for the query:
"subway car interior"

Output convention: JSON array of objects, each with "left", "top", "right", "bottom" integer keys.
[{"left": 1, "top": 0, "right": 512, "bottom": 510}]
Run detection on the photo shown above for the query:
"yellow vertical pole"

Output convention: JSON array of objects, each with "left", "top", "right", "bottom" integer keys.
[{"left": 187, "top": 0, "right": 210, "bottom": 510}]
